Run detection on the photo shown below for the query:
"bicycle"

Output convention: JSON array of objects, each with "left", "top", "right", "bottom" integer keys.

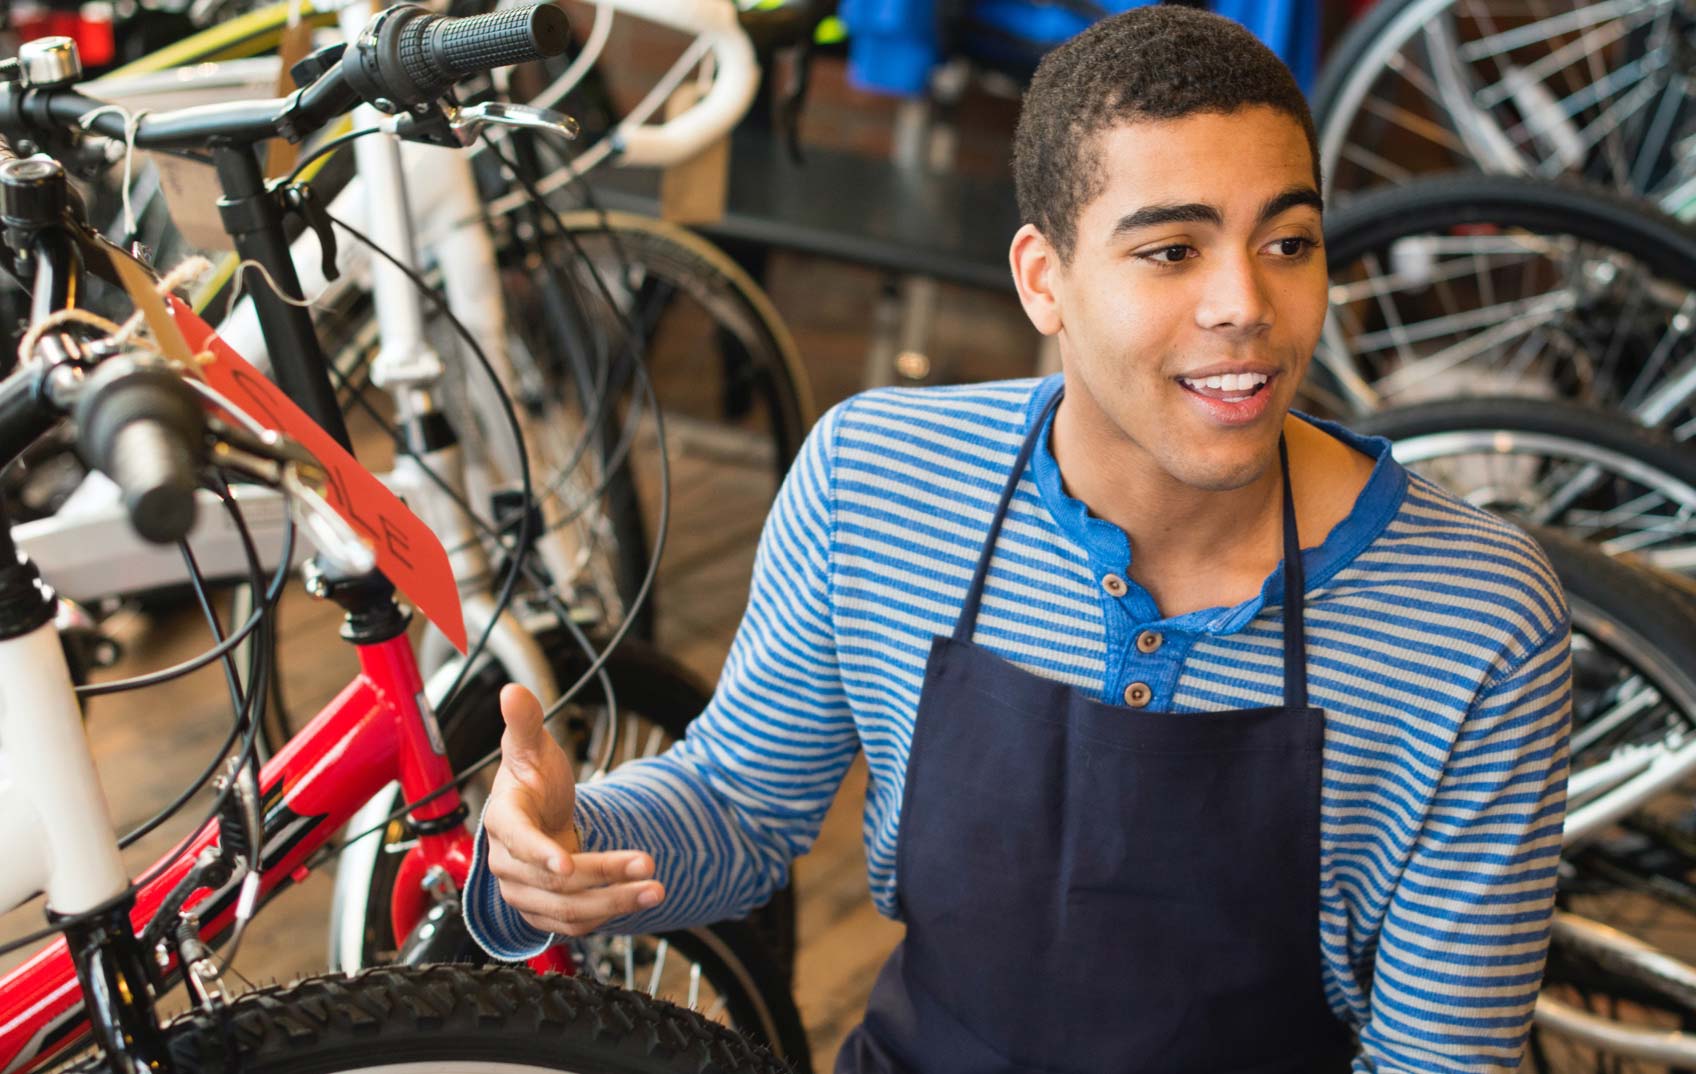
[
  {"left": 20, "top": 0, "right": 811, "bottom": 641},
  {"left": 10, "top": 0, "right": 814, "bottom": 978},
  {"left": 0, "top": 11, "right": 806, "bottom": 1072}
]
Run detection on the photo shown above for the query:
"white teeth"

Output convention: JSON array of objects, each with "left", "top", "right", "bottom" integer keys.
[{"left": 1181, "top": 372, "right": 1270, "bottom": 392}]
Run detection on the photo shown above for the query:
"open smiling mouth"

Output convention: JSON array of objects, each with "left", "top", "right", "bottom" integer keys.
[{"left": 1175, "top": 371, "right": 1275, "bottom": 403}]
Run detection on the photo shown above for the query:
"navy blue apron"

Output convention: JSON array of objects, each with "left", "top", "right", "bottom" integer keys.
[{"left": 837, "top": 388, "right": 1355, "bottom": 1074}]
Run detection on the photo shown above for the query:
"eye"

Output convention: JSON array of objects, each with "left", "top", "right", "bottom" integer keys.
[
  {"left": 1142, "top": 244, "right": 1195, "bottom": 265},
  {"left": 1269, "top": 237, "right": 1316, "bottom": 258}
]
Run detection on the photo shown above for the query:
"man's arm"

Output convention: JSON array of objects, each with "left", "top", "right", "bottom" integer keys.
[
  {"left": 465, "top": 402, "right": 859, "bottom": 958},
  {"left": 1354, "top": 624, "right": 1572, "bottom": 1072}
]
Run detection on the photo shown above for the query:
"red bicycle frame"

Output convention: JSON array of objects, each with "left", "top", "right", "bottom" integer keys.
[{"left": 0, "top": 629, "right": 568, "bottom": 1074}]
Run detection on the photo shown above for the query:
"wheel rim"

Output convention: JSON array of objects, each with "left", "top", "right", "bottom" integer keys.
[{"left": 1389, "top": 431, "right": 1696, "bottom": 569}]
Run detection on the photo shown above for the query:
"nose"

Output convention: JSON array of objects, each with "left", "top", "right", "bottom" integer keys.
[{"left": 1193, "top": 248, "right": 1273, "bottom": 339}]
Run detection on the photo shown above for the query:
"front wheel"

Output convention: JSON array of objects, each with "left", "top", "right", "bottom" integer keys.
[{"left": 105, "top": 964, "right": 794, "bottom": 1074}]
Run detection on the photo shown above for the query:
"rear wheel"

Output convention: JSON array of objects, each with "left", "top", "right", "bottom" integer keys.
[
  {"left": 1360, "top": 397, "right": 1696, "bottom": 572},
  {"left": 489, "top": 209, "right": 814, "bottom": 660},
  {"left": 1313, "top": 0, "right": 1696, "bottom": 209}
]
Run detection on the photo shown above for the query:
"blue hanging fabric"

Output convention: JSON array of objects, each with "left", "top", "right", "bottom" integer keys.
[
  {"left": 1208, "top": 0, "right": 1320, "bottom": 94},
  {"left": 839, "top": 0, "right": 1319, "bottom": 102},
  {"left": 840, "top": 0, "right": 944, "bottom": 96}
]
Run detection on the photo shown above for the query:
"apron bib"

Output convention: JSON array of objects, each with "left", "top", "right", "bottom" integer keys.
[{"left": 837, "top": 388, "right": 1354, "bottom": 1074}]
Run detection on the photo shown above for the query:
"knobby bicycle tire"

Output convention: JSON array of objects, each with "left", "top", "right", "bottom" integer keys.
[{"left": 68, "top": 964, "right": 794, "bottom": 1074}]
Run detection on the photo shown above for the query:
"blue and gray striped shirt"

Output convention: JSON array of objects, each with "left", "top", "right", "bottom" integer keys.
[{"left": 468, "top": 374, "right": 1573, "bottom": 1072}]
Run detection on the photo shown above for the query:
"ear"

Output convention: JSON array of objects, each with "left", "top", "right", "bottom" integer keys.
[{"left": 1009, "top": 223, "right": 1064, "bottom": 336}]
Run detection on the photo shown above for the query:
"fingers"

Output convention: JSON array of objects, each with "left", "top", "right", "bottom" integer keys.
[
  {"left": 488, "top": 839, "right": 654, "bottom": 892},
  {"left": 499, "top": 877, "right": 667, "bottom": 937}
]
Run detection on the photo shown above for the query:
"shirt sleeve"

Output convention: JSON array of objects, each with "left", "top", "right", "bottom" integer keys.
[
  {"left": 1353, "top": 621, "right": 1573, "bottom": 1072},
  {"left": 465, "top": 400, "right": 859, "bottom": 958}
]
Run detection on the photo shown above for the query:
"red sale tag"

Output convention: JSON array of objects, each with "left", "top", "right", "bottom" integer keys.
[{"left": 170, "top": 302, "right": 469, "bottom": 653}]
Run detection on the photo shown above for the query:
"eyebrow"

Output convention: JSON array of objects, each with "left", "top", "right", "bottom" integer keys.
[{"left": 1110, "top": 185, "right": 1324, "bottom": 239}]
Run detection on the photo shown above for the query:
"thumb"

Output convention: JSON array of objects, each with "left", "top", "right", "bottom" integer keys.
[{"left": 499, "top": 683, "right": 559, "bottom": 771}]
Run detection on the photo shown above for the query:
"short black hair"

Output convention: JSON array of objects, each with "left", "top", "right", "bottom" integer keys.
[{"left": 1012, "top": 5, "right": 1321, "bottom": 263}]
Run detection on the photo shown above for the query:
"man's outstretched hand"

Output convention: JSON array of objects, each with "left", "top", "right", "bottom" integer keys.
[{"left": 483, "top": 684, "right": 665, "bottom": 935}]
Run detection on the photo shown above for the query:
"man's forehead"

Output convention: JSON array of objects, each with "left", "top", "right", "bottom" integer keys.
[{"left": 1082, "top": 108, "right": 1318, "bottom": 217}]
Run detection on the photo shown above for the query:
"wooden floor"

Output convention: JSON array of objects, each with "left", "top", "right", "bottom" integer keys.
[{"left": 0, "top": 252, "right": 1037, "bottom": 1071}]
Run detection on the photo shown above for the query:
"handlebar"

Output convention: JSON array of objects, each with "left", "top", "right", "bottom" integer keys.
[
  {"left": 0, "top": 4, "right": 571, "bottom": 153},
  {"left": 601, "top": 0, "right": 757, "bottom": 168},
  {"left": 73, "top": 362, "right": 206, "bottom": 545}
]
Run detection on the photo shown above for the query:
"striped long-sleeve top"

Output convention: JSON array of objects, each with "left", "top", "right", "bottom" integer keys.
[{"left": 467, "top": 374, "right": 1573, "bottom": 1072}]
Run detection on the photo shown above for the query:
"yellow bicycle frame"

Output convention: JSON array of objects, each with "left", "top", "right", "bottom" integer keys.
[{"left": 106, "top": 1, "right": 338, "bottom": 77}]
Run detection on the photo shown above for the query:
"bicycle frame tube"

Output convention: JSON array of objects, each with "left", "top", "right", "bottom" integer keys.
[{"left": 0, "top": 632, "right": 472, "bottom": 1074}]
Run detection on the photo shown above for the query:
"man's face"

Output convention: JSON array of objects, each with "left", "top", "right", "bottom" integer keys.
[{"left": 1029, "top": 106, "right": 1327, "bottom": 492}]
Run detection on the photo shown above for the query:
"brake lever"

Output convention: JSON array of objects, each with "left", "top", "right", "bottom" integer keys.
[
  {"left": 279, "top": 466, "right": 377, "bottom": 577},
  {"left": 391, "top": 99, "right": 580, "bottom": 148},
  {"left": 200, "top": 416, "right": 377, "bottom": 577}
]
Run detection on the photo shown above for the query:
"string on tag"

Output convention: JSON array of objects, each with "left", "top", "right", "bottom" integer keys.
[
  {"left": 17, "top": 253, "right": 214, "bottom": 367},
  {"left": 77, "top": 103, "right": 149, "bottom": 240},
  {"left": 224, "top": 258, "right": 334, "bottom": 323},
  {"left": 15, "top": 309, "right": 128, "bottom": 367}
]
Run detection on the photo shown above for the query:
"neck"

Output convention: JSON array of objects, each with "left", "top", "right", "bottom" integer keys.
[{"left": 1048, "top": 387, "right": 1287, "bottom": 591}]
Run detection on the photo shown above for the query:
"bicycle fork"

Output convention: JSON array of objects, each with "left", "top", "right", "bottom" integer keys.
[{"left": 0, "top": 504, "right": 163, "bottom": 1073}]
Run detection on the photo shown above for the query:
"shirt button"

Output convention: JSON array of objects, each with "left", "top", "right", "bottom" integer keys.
[
  {"left": 1136, "top": 630, "right": 1164, "bottom": 654},
  {"left": 1102, "top": 573, "right": 1128, "bottom": 597},
  {"left": 1123, "top": 682, "right": 1152, "bottom": 708}
]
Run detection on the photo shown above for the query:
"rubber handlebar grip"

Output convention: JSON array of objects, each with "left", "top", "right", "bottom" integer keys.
[
  {"left": 397, "top": 4, "right": 569, "bottom": 100},
  {"left": 75, "top": 368, "right": 204, "bottom": 545}
]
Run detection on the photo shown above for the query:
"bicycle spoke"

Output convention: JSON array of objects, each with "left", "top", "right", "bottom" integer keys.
[
  {"left": 1370, "top": 299, "right": 1574, "bottom": 395},
  {"left": 1457, "top": 0, "right": 1652, "bottom": 63},
  {"left": 1471, "top": 17, "right": 1631, "bottom": 111},
  {"left": 647, "top": 938, "right": 669, "bottom": 998}
]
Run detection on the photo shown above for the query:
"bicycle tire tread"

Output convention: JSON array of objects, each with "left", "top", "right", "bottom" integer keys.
[{"left": 131, "top": 965, "right": 793, "bottom": 1074}]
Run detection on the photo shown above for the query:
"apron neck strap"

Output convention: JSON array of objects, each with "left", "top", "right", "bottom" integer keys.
[
  {"left": 953, "top": 387, "right": 1310, "bottom": 710},
  {"left": 1278, "top": 436, "right": 1308, "bottom": 710},
  {"left": 953, "top": 388, "right": 1060, "bottom": 643}
]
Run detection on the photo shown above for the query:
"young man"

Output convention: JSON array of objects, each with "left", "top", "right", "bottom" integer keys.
[{"left": 467, "top": 7, "right": 1573, "bottom": 1070}]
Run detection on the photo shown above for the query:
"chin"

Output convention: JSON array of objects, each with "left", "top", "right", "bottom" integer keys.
[{"left": 1167, "top": 445, "right": 1279, "bottom": 493}]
